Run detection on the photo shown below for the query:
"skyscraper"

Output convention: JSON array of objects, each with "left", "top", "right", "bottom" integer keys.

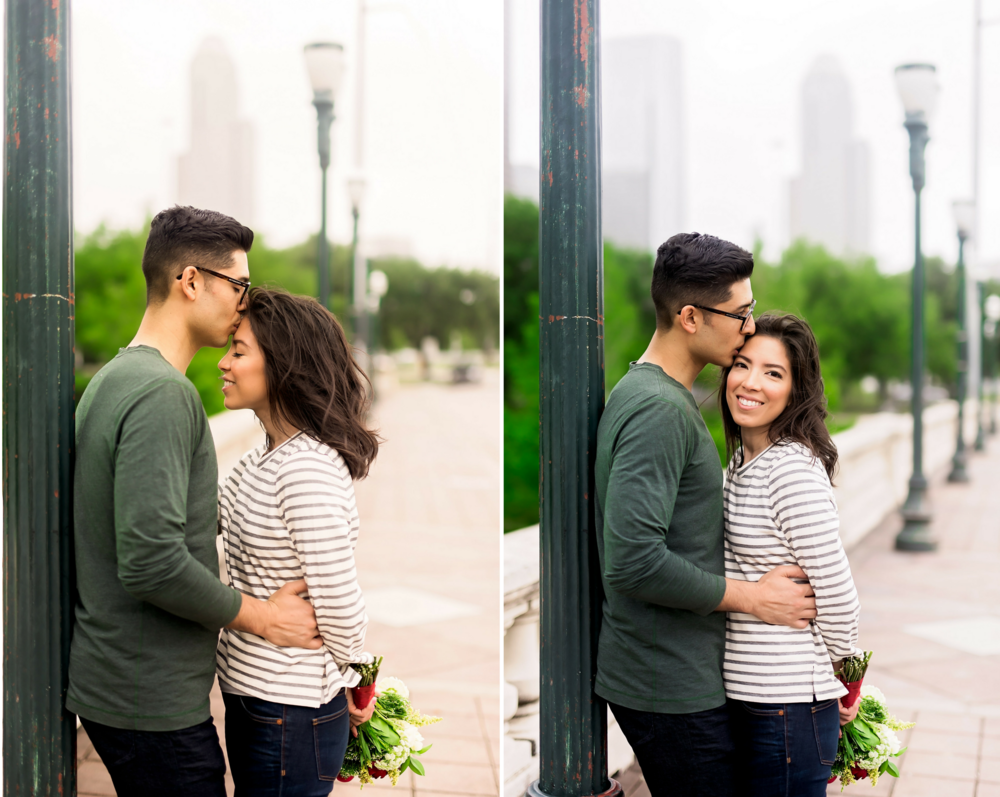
[
  {"left": 789, "top": 55, "right": 870, "bottom": 255},
  {"left": 602, "top": 35, "right": 685, "bottom": 254},
  {"left": 178, "top": 38, "right": 255, "bottom": 224}
]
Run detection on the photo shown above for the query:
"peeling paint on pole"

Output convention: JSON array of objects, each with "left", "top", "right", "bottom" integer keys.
[
  {"left": 3, "top": 0, "right": 77, "bottom": 793},
  {"left": 531, "top": 1, "right": 620, "bottom": 796}
]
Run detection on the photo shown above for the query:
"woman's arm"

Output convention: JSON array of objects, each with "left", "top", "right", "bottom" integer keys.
[
  {"left": 276, "top": 449, "right": 373, "bottom": 672},
  {"left": 770, "top": 451, "right": 860, "bottom": 662}
]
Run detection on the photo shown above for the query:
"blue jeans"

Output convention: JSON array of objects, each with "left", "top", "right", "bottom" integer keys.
[
  {"left": 608, "top": 702, "right": 736, "bottom": 796},
  {"left": 80, "top": 715, "right": 227, "bottom": 797},
  {"left": 223, "top": 690, "right": 351, "bottom": 797},
  {"left": 728, "top": 698, "right": 840, "bottom": 797}
]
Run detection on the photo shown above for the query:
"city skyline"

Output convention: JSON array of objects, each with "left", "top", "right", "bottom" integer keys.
[
  {"left": 507, "top": 0, "right": 1000, "bottom": 274},
  {"left": 68, "top": 0, "right": 502, "bottom": 274},
  {"left": 789, "top": 55, "right": 871, "bottom": 257}
]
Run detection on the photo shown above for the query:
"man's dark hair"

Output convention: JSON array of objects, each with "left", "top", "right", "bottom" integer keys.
[
  {"left": 651, "top": 232, "right": 754, "bottom": 330},
  {"left": 141, "top": 206, "right": 254, "bottom": 305}
]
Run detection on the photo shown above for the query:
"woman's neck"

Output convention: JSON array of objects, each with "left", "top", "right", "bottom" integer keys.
[
  {"left": 741, "top": 425, "right": 771, "bottom": 463},
  {"left": 256, "top": 407, "right": 300, "bottom": 452}
]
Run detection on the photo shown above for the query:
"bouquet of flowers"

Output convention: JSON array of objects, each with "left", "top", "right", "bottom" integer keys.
[
  {"left": 829, "top": 651, "right": 915, "bottom": 789},
  {"left": 337, "top": 659, "right": 442, "bottom": 787}
]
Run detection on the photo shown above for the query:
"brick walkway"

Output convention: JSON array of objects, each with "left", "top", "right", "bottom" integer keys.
[
  {"left": 77, "top": 370, "right": 501, "bottom": 796},
  {"left": 617, "top": 432, "right": 1000, "bottom": 797}
]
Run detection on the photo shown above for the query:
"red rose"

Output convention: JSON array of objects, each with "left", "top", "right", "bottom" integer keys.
[
  {"left": 336, "top": 775, "right": 354, "bottom": 782},
  {"left": 828, "top": 776, "right": 837, "bottom": 784},
  {"left": 368, "top": 767, "right": 388, "bottom": 779},
  {"left": 850, "top": 766, "right": 869, "bottom": 780}
]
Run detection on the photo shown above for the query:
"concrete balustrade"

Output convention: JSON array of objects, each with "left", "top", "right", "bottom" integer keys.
[{"left": 503, "top": 399, "right": 985, "bottom": 796}]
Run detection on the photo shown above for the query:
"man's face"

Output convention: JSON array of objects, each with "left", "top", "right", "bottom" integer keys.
[
  {"left": 192, "top": 249, "right": 250, "bottom": 348},
  {"left": 694, "top": 277, "right": 756, "bottom": 368}
]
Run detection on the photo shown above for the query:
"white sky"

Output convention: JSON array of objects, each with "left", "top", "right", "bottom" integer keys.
[
  {"left": 508, "top": 0, "right": 1000, "bottom": 275},
  {"left": 70, "top": 0, "right": 502, "bottom": 272}
]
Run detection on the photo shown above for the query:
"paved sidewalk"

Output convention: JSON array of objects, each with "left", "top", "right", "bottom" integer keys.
[
  {"left": 77, "top": 370, "right": 501, "bottom": 796},
  {"left": 821, "top": 433, "right": 1000, "bottom": 796}
]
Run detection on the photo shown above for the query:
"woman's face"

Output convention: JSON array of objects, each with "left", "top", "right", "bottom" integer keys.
[
  {"left": 218, "top": 319, "right": 268, "bottom": 414},
  {"left": 726, "top": 334, "right": 793, "bottom": 435}
]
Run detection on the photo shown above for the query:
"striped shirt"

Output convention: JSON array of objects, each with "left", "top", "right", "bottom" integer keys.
[
  {"left": 216, "top": 432, "right": 372, "bottom": 707},
  {"left": 723, "top": 441, "right": 860, "bottom": 703}
]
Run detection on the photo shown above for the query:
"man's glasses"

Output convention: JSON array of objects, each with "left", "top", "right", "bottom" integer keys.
[
  {"left": 177, "top": 266, "right": 251, "bottom": 306},
  {"left": 679, "top": 298, "right": 757, "bottom": 332}
]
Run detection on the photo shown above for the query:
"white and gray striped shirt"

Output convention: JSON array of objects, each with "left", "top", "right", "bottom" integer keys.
[
  {"left": 723, "top": 441, "right": 860, "bottom": 704},
  {"left": 216, "top": 432, "right": 372, "bottom": 708}
]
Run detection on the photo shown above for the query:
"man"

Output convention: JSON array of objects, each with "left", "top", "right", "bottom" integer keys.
[
  {"left": 594, "top": 232, "right": 817, "bottom": 796},
  {"left": 68, "top": 207, "right": 330, "bottom": 796}
]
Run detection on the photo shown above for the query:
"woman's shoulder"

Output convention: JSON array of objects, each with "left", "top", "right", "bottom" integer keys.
[
  {"left": 765, "top": 440, "right": 830, "bottom": 481},
  {"left": 276, "top": 435, "right": 352, "bottom": 480}
]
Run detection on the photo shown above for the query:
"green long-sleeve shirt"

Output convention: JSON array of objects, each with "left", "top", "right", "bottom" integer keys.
[
  {"left": 594, "top": 362, "right": 728, "bottom": 714},
  {"left": 67, "top": 346, "right": 242, "bottom": 731}
]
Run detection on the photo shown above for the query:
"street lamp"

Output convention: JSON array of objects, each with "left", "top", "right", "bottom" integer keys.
[
  {"left": 976, "top": 282, "right": 989, "bottom": 450},
  {"left": 987, "top": 294, "right": 1000, "bottom": 436},
  {"left": 304, "top": 42, "right": 346, "bottom": 311},
  {"left": 367, "top": 268, "right": 389, "bottom": 354},
  {"left": 948, "top": 200, "right": 975, "bottom": 483},
  {"left": 347, "top": 174, "right": 367, "bottom": 346},
  {"left": 894, "top": 63, "right": 939, "bottom": 553}
]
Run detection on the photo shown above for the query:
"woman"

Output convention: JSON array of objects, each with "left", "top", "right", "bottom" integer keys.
[
  {"left": 215, "top": 287, "right": 381, "bottom": 796},
  {"left": 720, "top": 312, "right": 860, "bottom": 796}
]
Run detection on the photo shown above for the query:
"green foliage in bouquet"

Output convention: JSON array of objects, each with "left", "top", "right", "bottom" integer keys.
[
  {"left": 351, "top": 657, "right": 383, "bottom": 686},
  {"left": 839, "top": 651, "right": 872, "bottom": 684}
]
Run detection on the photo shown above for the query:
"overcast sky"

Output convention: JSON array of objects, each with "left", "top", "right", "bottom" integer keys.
[
  {"left": 69, "top": 0, "right": 502, "bottom": 272},
  {"left": 508, "top": 0, "right": 1000, "bottom": 275}
]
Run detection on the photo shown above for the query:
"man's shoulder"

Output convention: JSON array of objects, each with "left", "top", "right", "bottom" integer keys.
[
  {"left": 605, "top": 366, "right": 696, "bottom": 426},
  {"left": 89, "top": 348, "right": 202, "bottom": 408}
]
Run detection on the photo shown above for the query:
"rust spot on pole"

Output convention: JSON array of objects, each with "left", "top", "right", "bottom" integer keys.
[
  {"left": 573, "top": 85, "right": 588, "bottom": 109},
  {"left": 573, "top": 0, "right": 592, "bottom": 65},
  {"left": 42, "top": 34, "right": 59, "bottom": 62}
]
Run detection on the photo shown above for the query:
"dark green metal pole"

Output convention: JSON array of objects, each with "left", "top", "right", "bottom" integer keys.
[
  {"left": 532, "top": 1, "right": 620, "bottom": 796},
  {"left": 314, "top": 97, "right": 334, "bottom": 310},
  {"left": 896, "top": 115, "right": 937, "bottom": 551},
  {"left": 3, "top": 0, "right": 78, "bottom": 792},
  {"left": 949, "top": 232, "right": 970, "bottom": 483},
  {"left": 976, "top": 281, "right": 987, "bottom": 451}
]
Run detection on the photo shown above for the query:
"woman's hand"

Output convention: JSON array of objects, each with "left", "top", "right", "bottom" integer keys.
[
  {"left": 837, "top": 696, "right": 860, "bottom": 737},
  {"left": 346, "top": 688, "right": 379, "bottom": 738}
]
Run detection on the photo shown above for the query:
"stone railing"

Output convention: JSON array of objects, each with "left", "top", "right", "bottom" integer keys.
[{"left": 503, "top": 400, "right": 981, "bottom": 795}]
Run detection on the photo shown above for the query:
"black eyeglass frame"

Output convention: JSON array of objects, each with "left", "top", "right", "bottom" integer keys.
[
  {"left": 678, "top": 298, "right": 757, "bottom": 332},
  {"left": 177, "top": 266, "right": 251, "bottom": 306}
]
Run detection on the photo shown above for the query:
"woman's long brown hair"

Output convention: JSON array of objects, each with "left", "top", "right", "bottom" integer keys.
[
  {"left": 243, "top": 287, "right": 380, "bottom": 479},
  {"left": 719, "top": 312, "right": 838, "bottom": 482}
]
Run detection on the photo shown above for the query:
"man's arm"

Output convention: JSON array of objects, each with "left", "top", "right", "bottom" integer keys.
[
  {"left": 714, "top": 565, "right": 817, "bottom": 628},
  {"left": 601, "top": 400, "right": 726, "bottom": 615},
  {"left": 114, "top": 381, "right": 320, "bottom": 647}
]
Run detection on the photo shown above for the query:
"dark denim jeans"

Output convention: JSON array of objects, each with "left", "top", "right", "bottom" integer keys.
[
  {"left": 728, "top": 697, "right": 840, "bottom": 797},
  {"left": 608, "top": 701, "right": 736, "bottom": 797},
  {"left": 223, "top": 690, "right": 350, "bottom": 797},
  {"left": 81, "top": 715, "right": 227, "bottom": 797}
]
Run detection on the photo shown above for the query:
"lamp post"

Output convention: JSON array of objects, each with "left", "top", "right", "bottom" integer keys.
[
  {"left": 948, "top": 200, "right": 975, "bottom": 483},
  {"left": 347, "top": 174, "right": 368, "bottom": 346},
  {"left": 367, "top": 268, "right": 389, "bottom": 355},
  {"left": 304, "top": 42, "right": 346, "bottom": 311},
  {"left": 894, "top": 63, "right": 939, "bottom": 553},
  {"left": 987, "top": 294, "right": 1000, "bottom": 436},
  {"left": 976, "top": 281, "right": 988, "bottom": 451}
]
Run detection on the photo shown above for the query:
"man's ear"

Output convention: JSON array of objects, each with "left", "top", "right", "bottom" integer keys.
[
  {"left": 176, "top": 265, "right": 200, "bottom": 302},
  {"left": 676, "top": 305, "right": 699, "bottom": 335}
]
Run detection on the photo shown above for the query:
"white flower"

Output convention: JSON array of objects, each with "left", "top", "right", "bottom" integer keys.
[
  {"left": 860, "top": 685, "right": 886, "bottom": 705},
  {"left": 374, "top": 744, "right": 409, "bottom": 771},
  {"left": 378, "top": 676, "right": 409, "bottom": 698},
  {"left": 398, "top": 721, "right": 424, "bottom": 751}
]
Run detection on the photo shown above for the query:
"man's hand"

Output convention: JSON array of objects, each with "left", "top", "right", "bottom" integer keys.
[
  {"left": 716, "top": 565, "right": 816, "bottom": 628},
  {"left": 227, "top": 580, "right": 323, "bottom": 649},
  {"left": 346, "top": 688, "right": 378, "bottom": 738}
]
